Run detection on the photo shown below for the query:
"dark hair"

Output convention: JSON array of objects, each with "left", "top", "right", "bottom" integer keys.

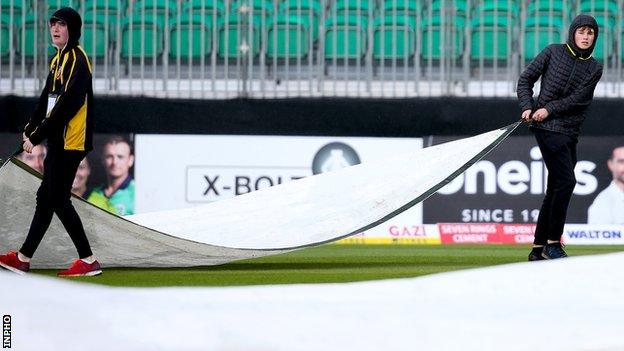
[
  {"left": 103, "top": 135, "right": 133, "bottom": 155},
  {"left": 610, "top": 145, "right": 624, "bottom": 160}
]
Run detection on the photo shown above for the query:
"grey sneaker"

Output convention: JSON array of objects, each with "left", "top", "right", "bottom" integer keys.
[
  {"left": 528, "top": 249, "right": 545, "bottom": 261},
  {"left": 542, "top": 243, "right": 568, "bottom": 259}
]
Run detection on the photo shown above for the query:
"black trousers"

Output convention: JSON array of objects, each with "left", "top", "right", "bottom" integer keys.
[
  {"left": 20, "top": 148, "right": 93, "bottom": 259},
  {"left": 532, "top": 128, "right": 578, "bottom": 245}
]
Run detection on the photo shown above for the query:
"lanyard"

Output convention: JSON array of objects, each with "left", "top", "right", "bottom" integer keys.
[
  {"left": 51, "top": 50, "right": 70, "bottom": 92},
  {"left": 48, "top": 50, "right": 70, "bottom": 117}
]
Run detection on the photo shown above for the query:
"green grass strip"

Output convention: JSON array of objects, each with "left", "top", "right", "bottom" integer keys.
[{"left": 31, "top": 244, "right": 624, "bottom": 287}]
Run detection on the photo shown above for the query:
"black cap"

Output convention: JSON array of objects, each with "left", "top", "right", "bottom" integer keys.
[
  {"left": 50, "top": 7, "right": 82, "bottom": 46},
  {"left": 567, "top": 14, "right": 599, "bottom": 59}
]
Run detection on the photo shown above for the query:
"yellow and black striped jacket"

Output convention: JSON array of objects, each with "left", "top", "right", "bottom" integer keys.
[{"left": 24, "top": 43, "right": 93, "bottom": 152}]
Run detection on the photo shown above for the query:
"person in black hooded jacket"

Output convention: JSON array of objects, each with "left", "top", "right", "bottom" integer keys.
[
  {"left": 0, "top": 8, "right": 102, "bottom": 277},
  {"left": 517, "top": 14, "right": 603, "bottom": 261}
]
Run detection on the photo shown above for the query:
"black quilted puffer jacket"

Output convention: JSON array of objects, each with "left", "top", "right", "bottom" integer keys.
[{"left": 517, "top": 14, "right": 603, "bottom": 138}]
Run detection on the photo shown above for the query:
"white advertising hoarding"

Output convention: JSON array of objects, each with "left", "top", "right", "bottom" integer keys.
[
  {"left": 563, "top": 225, "right": 624, "bottom": 245},
  {"left": 135, "top": 134, "right": 424, "bottom": 236}
]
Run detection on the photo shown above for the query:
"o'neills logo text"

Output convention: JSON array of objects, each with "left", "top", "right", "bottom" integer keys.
[
  {"left": 438, "top": 146, "right": 597, "bottom": 196},
  {"left": 3, "top": 315, "right": 10, "bottom": 349}
]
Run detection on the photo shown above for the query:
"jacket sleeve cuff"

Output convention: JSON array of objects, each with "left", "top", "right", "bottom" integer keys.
[
  {"left": 24, "top": 123, "right": 34, "bottom": 137},
  {"left": 520, "top": 101, "right": 534, "bottom": 111},
  {"left": 28, "top": 132, "right": 43, "bottom": 146}
]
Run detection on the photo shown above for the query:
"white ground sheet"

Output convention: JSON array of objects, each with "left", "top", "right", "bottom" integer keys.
[
  {"left": 0, "top": 123, "right": 517, "bottom": 268},
  {"left": 1, "top": 252, "right": 623, "bottom": 350}
]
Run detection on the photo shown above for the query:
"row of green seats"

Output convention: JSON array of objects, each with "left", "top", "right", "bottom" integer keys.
[
  {"left": 0, "top": 0, "right": 557, "bottom": 23},
  {"left": 0, "top": 13, "right": 447, "bottom": 59},
  {"left": 2, "top": 0, "right": 619, "bottom": 14},
  {"left": 0, "top": 0, "right": 124, "bottom": 18},
  {"left": 2, "top": 0, "right": 618, "bottom": 29},
  {"left": 2, "top": 0, "right": 622, "bottom": 60},
  {"left": 2, "top": 14, "right": 620, "bottom": 60},
  {"left": 178, "top": 8, "right": 620, "bottom": 61}
]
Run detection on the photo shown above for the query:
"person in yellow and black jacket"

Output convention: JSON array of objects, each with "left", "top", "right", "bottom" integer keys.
[{"left": 0, "top": 8, "right": 102, "bottom": 277}]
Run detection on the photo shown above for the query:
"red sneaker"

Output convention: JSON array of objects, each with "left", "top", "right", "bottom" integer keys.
[
  {"left": 0, "top": 251, "right": 30, "bottom": 275},
  {"left": 57, "top": 259, "right": 102, "bottom": 277}
]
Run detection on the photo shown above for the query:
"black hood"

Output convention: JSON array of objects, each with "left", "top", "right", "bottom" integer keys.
[
  {"left": 50, "top": 7, "right": 81, "bottom": 47},
  {"left": 567, "top": 14, "right": 599, "bottom": 59}
]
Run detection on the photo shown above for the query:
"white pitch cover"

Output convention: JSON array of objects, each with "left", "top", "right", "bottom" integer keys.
[
  {"left": 0, "top": 123, "right": 518, "bottom": 268},
  {"left": 3, "top": 251, "right": 624, "bottom": 350},
  {"left": 134, "top": 135, "right": 425, "bottom": 239}
]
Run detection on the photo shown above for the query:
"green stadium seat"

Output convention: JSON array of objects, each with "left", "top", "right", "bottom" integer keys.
[
  {"left": 330, "top": 0, "right": 374, "bottom": 19},
  {"left": 621, "top": 30, "right": 624, "bottom": 62},
  {"left": 279, "top": 0, "right": 321, "bottom": 40},
  {"left": 426, "top": 0, "right": 468, "bottom": 18},
  {"left": 17, "top": 13, "right": 48, "bottom": 58},
  {"left": 180, "top": 0, "right": 224, "bottom": 49},
  {"left": 120, "top": 15, "right": 164, "bottom": 58},
  {"left": 527, "top": 0, "right": 568, "bottom": 20},
  {"left": 169, "top": 13, "right": 213, "bottom": 59},
  {"left": 472, "top": 0, "right": 519, "bottom": 19},
  {"left": 579, "top": 0, "right": 618, "bottom": 19},
  {"left": 83, "top": 1, "right": 126, "bottom": 41},
  {"left": 279, "top": 0, "right": 321, "bottom": 17},
  {"left": 230, "top": 0, "right": 274, "bottom": 25},
  {"left": 129, "top": 0, "right": 177, "bottom": 27},
  {"left": 217, "top": 14, "right": 262, "bottom": 58},
  {"left": 81, "top": 13, "right": 108, "bottom": 58},
  {"left": 1, "top": 0, "right": 27, "bottom": 24},
  {"left": 592, "top": 16, "right": 615, "bottom": 61},
  {"left": 0, "top": 16, "right": 9, "bottom": 57},
  {"left": 183, "top": 0, "right": 226, "bottom": 16},
  {"left": 324, "top": 15, "right": 367, "bottom": 59},
  {"left": 421, "top": 15, "right": 465, "bottom": 60},
  {"left": 523, "top": 16, "right": 563, "bottom": 61},
  {"left": 372, "top": 15, "right": 416, "bottom": 59},
  {"left": 45, "top": 0, "right": 81, "bottom": 13},
  {"left": 267, "top": 14, "right": 310, "bottom": 59},
  {"left": 16, "top": 11, "right": 32, "bottom": 58},
  {"left": 83, "top": 1, "right": 126, "bottom": 21},
  {"left": 470, "top": 16, "right": 513, "bottom": 60},
  {"left": 381, "top": 0, "right": 421, "bottom": 17}
]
